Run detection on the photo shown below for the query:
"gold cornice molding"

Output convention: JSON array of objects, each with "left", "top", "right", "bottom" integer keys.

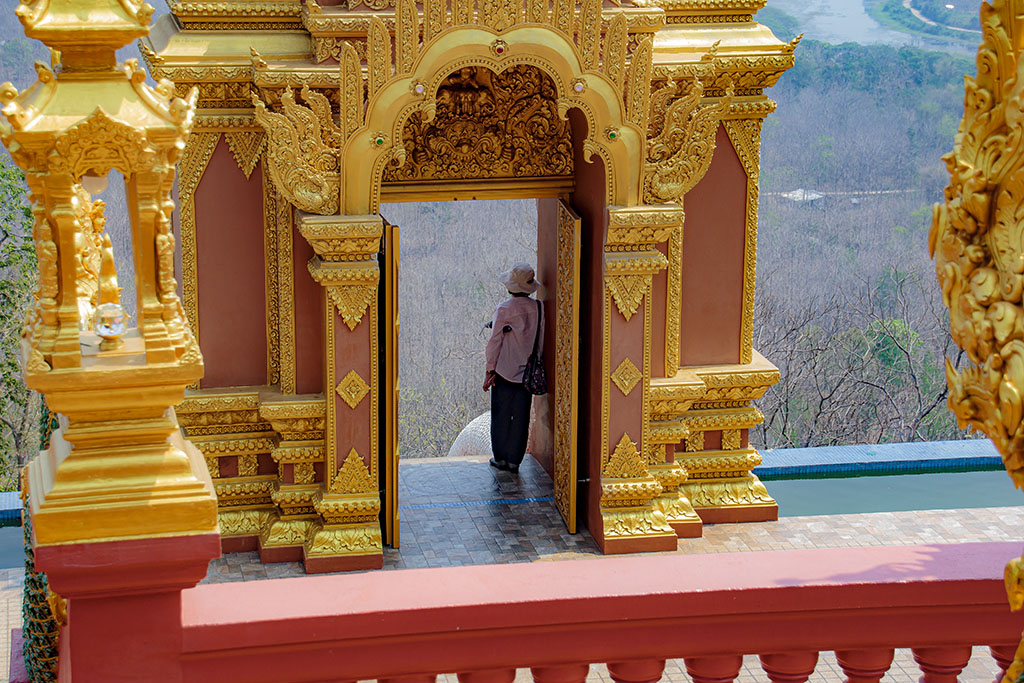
[
  {"left": 650, "top": 369, "right": 706, "bottom": 419},
  {"left": 606, "top": 204, "right": 683, "bottom": 250},
  {"left": 683, "top": 350, "right": 779, "bottom": 408},
  {"left": 298, "top": 213, "right": 384, "bottom": 261},
  {"left": 679, "top": 404, "right": 763, "bottom": 431}
]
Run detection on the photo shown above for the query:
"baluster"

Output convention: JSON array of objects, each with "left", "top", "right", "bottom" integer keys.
[
  {"left": 607, "top": 659, "right": 666, "bottom": 683},
  {"left": 835, "top": 648, "right": 895, "bottom": 683},
  {"left": 989, "top": 644, "right": 1017, "bottom": 682},
  {"left": 381, "top": 677, "right": 438, "bottom": 683},
  {"left": 683, "top": 655, "right": 744, "bottom": 683},
  {"left": 911, "top": 646, "right": 972, "bottom": 683},
  {"left": 531, "top": 664, "right": 590, "bottom": 683},
  {"left": 458, "top": 669, "right": 517, "bottom": 683},
  {"left": 759, "top": 652, "right": 819, "bottom": 682}
]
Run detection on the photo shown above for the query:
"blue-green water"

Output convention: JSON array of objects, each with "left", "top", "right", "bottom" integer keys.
[{"left": 772, "top": 470, "right": 1023, "bottom": 517}]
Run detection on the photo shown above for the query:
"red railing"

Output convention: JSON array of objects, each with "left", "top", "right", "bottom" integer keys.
[{"left": 179, "top": 541, "right": 1024, "bottom": 682}]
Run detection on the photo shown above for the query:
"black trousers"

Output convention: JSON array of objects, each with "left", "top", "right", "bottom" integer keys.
[{"left": 490, "top": 374, "right": 532, "bottom": 466}]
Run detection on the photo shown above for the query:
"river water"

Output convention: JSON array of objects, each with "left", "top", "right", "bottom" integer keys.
[{"left": 766, "top": 0, "right": 973, "bottom": 52}]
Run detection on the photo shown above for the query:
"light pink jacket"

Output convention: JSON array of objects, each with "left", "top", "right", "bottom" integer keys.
[{"left": 485, "top": 296, "right": 543, "bottom": 383}]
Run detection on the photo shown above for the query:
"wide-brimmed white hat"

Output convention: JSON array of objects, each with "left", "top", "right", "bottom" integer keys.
[{"left": 499, "top": 262, "right": 539, "bottom": 294}]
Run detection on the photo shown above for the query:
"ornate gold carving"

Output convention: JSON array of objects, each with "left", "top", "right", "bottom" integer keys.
[
  {"left": 644, "top": 55, "right": 731, "bottom": 204},
  {"left": 553, "top": 201, "right": 580, "bottom": 530},
  {"left": 225, "top": 131, "right": 266, "bottom": 180},
  {"left": 685, "top": 431, "right": 704, "bottom": 452},
  {"left": 336, "top": 370, "right": 370, "bottom": 408},
  {"left": 178, "top": 132, "right": 220, "bottom": 345},
  {"left": 680, "top": 448, "right": 761, "bottom": 476},
  {"left": 334, "top": 448, "right": 377, "bottom": 494},
  {"left": 219, "top": 508, "right": 274, "bottom": 538},
  {"left": 454, "top": 0, "right": 474, "bottom": 25},
  {"left": 305, "top": 521, "right": 382, "bottom": 556},
  {"left": 665, "top": 220, "right": 682, "bottom": 374},
  {"left": 327, "top": 286, "right": 376, "bottom": 331},
  {"left": 603, "top": 14, "right": 627, "bottom": 95},
  {"left": 424, "top": 0, "right": 446, "bottom": 41},
  {"left": 578, "top": 0, "right": 601, "bottom": 70},
  {"left": 604, "top": 433, "right": 649, "bottom": 478},
  {"left": 254, "top": 86, "right": 340, "bottom": 215},
  {"left": 395, "top": 0, "right": 419, "bottom": 74},
  {"left": 215, "top": 477, "right": 276, "bottom": 507},
  {"left": 682, "top": 475, "right": 774, "bottom": 508},
  {"left": 299, "top": 217, "right": 383, "bottom": 261},
  {"left": 931, "top": 0, "right": 1024, "bottom": 486},
  {"left": 368, "top": 16, "right": 392, "bottom": 99},
  {"left": 480, "top": 0, "right": 517, "bottom": 31},
  {"left": 237, "top": 454, "right": 259, "bottom": 477},
  {"left": 261, "top": 515, "right": 317, "bottom": 548},
  {"left": 294, "top": 462, "right": 316, "bottom": 484},
  {"left": 384, "top": 65, "right": 573, "bottom": 184},
  {"left": 627, "top": 37, "right": 653, "bottom": 129},
  {"left": 340, "top": 41, "right": 364, "bottom": 141},
  {"left": 611, "top": 357, "right": 642, "bottom": 396},
  {"left": 606, "top": 274, "right": 646, "bottom": 321},
  {"left": 552, "top": 0, "right": 573, "bottom": 36}
]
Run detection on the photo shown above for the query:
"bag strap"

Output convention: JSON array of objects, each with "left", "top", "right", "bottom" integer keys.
[{"left": 529, "top": 299, "right": 542, "bottom": 358}]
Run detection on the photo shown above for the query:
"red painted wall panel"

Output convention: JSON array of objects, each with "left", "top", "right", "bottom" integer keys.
[{"left": 195, "top": 138, "right": 268, "bottom": 388}]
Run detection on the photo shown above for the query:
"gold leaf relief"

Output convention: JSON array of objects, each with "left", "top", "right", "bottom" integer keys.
[
  {"left": 327, "top": 285, "right": 376, "bottom": 331},
  {"left": 424, "top": 0, "right": 446, "bottom": 41},
  {"left": 253, "top": 88, "right": 340, "bottom": 215},
  {"left": 577, "top": 0, "right": 601, "bottom": 71},
  {"left": 368, "top": 16, "right": 392, "bottom": 99},
  {"left": 606, "top": 273, "right": 646, "bottom": 321},
  {"left": 225, "top": 131, "right": 266, "bottom": 180},
  {"left": 395, "top": 0, "right": 419, "bottom": 74},
  {"left": 604, "top": 433, "right": 649, "bottom": 479},
  {"left": 603, "top": 14, "right": 627, "bottom": 96},
  {"left": 383, "top": 65, "right": 572, "bottom": 184},
  {"left": 611, "top": 357, "right": 642, "bottom": 396},
  {"left": 335, "top": 448, "right": 376, "bottom": 494},
  {"left": 626, "top": 37, "right": 652, "bottom": 129},
  {"left": 336, "top": 370, "right": 370, "bottom": 408}
]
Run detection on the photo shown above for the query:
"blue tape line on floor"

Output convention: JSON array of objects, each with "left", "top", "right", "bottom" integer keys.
[{"left": 399, "top": 496, "right": 554, "bottom": 511}]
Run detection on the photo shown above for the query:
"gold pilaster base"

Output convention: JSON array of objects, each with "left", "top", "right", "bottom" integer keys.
[
  {"left": 680, "top": 473, "right": 778, "bottom": 523},
  {"left": 219, "top": 507, "right": 273, "bottom": 541},
  {"left": 650, "top": 462, "right": 702, "bottom": 537},
  {"left": 299, "top": 489, "right": 384, "bottom": 572},
  {"left": 599, "top": 474, "right": 676, "bottom": 553}
]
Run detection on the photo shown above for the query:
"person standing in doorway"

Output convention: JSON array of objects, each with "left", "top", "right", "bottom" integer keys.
[{"left": 483, "top": 262, "right": 543, "bottom": 475}]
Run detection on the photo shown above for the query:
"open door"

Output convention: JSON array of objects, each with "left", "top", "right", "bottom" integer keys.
[
  {"left": 379, "top": 218, "right": 400, "bottom": 547},
  {"left": 533, "top": 199, "right": 581, "bottom": 533}
]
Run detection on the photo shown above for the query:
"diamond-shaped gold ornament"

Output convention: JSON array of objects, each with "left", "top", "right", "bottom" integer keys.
[
  {"left": 611, "top": 357, "right": 642, "bottom": 396},
  {"left": 336, "top": 370, "right": 370, "bottom": 408}
]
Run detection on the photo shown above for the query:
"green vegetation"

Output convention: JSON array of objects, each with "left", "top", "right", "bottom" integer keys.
[
  {"left": 912, "top": 0, "right": 981, "bottom": 31},
  {"left": 865, "top": 0, "right": 980, "bottom": 44},
  {"left": 0, "top": 155, "right": 39, "bottom": 489}
]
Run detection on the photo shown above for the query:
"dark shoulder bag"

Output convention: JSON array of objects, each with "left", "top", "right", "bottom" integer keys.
[{"left": 522, "top": 300, "right": 547, "bottom": 395}]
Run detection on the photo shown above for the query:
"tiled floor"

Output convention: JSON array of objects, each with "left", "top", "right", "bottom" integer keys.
[
  {"left": 205, "top": 455, "right": 1024, "bottom": 580},
  {"left": 4, "top": 457, "right": 1022, "bottom": 681}
]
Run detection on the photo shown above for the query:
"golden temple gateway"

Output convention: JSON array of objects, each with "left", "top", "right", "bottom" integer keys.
[{"left": 6, "top": 0, "right": 796, "bottom": 573}]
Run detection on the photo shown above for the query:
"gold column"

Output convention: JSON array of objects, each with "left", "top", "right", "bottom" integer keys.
[
  {"left": 649, "top": 370, "right": 706, "bottom": 537},
  {"left": 258, "top": 396, "right": 326, "bottom": 559},
  {"left": 300, "top": 214, "right": 384, "bottom": 571},
  {"left": 598, "top": 207, "right": 681, "bottom": 551}
]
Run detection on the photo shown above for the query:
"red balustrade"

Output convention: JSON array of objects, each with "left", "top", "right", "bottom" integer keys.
[{"left": 98, "top": 542, "right": 1024, "bottom": 682}]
